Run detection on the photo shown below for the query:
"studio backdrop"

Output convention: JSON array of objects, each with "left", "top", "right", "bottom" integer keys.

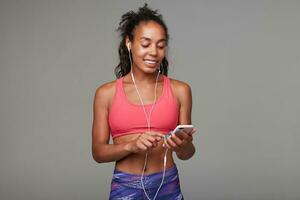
[{"left": 0, "top": 0, "right": 299, "bottom": 199}]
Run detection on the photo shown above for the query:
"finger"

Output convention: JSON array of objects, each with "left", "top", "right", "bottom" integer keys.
[
  {"left": 188, "top": 128, "right": 196, "bottom": 135},
  {"left": 179, "top": 133, "right": 193, "bottom": 143},
  {"left": 163, "top": 141, "right": 172, "bottom": 149},
  {"left": 136, "top": 142, "right": 148, "bottom": 151},
  {"left": 170, "top": 134, "right": 184, "bottom": 147},
  {"left": 176, "top": 132, "right": 189, "bottom": 140},
  {"left": 166, "top": 137, "right": 177, "bottom": 148},
  {"left": 138, "top": 135, "right": 154, "bottom": 147},
  {"left": 141, "top": 135, "right": 162, "bottom": 148},
  {"left": 141, "top": 133, "right": 157, "bottom": 143},
  {"left": 140, "top": 139, "right": 153, "bottom": 148},
  {"left": 156, "top": 136, "right": 163, "bottom": 142},
  {"left": 152, "top": 142, "right": 158, "bottom": 147},
  {"left": 151, "top": 133, "right": 164, "bottom": 142}
]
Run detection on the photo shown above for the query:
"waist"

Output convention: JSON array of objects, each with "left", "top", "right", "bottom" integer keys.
[
  {"left": 112, "top": 164, "right": 178, "bottom": 189},
  {"left": 114, "top": 139, "right": 175, "bottom": 174}
]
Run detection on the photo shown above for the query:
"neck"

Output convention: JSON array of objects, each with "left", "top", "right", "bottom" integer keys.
[{"left": 130, "top": 68, "right": 160, "bottom": 84}]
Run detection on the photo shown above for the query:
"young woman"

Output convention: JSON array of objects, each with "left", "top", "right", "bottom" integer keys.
[{"left": 92, "top": 4, "right": 196, "bottom": 200}]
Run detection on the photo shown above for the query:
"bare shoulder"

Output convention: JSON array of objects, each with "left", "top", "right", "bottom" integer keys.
[
  {"left": 168, "top": 77, "right": 192, "bottom": 107},
  {"left": 169, "top": 78, "right": 192, "bottom": 95},
  {"left": 94, "top": 80, "right": 117, "bottom": 107}
]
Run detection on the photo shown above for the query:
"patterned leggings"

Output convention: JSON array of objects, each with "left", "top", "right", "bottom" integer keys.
[{"left": 109, "top": 165, "right": 184, "bottom": 200}]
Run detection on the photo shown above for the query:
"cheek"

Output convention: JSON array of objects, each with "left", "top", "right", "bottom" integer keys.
[
  {"left": 159, "top": 49, "right": 165, "bottom": 57},
  {"left": 132, "top": 49, "right": 147, "bottom": 60},
  {"left": 132, "top": 48, "right": 166, "bottom": 60}
]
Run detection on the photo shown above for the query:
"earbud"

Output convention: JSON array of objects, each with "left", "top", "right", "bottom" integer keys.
[
  {"left": 159, "top": 64, "right": 163, "bottom": 74},
  {"left": 127, "top": 42, "right": 131, "bottom": 51}
]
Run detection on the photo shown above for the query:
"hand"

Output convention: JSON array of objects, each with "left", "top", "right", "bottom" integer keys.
[
  {"left": 128, "top": 131, "right": 164, "bottom": 153},
  {"left": 163, "top": 128, "right": 196, "bottom": 152}
]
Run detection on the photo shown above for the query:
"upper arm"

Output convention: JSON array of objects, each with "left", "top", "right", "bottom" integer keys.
[
  {"left": 92, "top": 82, "right": 115, "bottom": 148},
  {"left": 171, "top": 79, "right": 193, "bottom": 125}
]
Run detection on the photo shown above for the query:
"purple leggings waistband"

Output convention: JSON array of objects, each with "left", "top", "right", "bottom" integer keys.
[
  {"left": 112, "top": 165, "right": 178, "bottom": 189},
  {"left": 109, "top": 165, "right": 184, "bottom": 199}
]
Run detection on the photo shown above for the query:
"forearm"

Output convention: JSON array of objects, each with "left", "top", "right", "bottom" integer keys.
[
  {"left": 176, "top": 142, "right": 195, "bottom": 160},
  {"left": 92, "top": 142, "right": 132, "bottom": 163}
]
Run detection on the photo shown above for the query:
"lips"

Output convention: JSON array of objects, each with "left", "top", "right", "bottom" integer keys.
[{"left": 144, "top": 59, "right": 158, "bottom": 67}]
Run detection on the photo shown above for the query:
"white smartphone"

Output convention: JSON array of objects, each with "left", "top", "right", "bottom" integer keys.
[
  {"left": 172, "top": 124, "right": 194, "bottom": 135},
  {"left": 164, "top": 125, "right": 194, "bottom": 140}
]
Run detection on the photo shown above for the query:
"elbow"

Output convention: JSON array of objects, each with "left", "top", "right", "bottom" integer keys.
[
  {"left": 92, "top": 145, "right": 107, "bottom": 163},
  {"left": 92, "top": 152, "right": 105, "bottom": 163}
]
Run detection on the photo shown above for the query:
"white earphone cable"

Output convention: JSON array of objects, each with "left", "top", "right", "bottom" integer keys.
[{"left": 129, "top": 48, "right": 168, "bottom": 200}]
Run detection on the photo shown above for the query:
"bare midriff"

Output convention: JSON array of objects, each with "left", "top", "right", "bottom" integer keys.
[{"left": 113, "top": 133, "right": 175, "bottom": 174}]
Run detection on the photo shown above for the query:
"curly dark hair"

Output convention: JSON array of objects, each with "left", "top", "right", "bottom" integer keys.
[{"left": 114, "top": 3, "right": 169, "bottom": 78}]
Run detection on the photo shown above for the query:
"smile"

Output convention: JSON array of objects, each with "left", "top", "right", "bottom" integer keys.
[{"left": 144, "top": 59, "right": 158, "bottom": 66}]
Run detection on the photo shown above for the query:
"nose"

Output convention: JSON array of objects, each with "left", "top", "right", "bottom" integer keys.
[{"left": 149, "top": 45, "right": 158, "bottom": 56}]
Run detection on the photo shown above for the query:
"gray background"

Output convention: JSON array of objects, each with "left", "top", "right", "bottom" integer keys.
[{"left": 0, "top": 0, "right": 299, "bottom": 199}]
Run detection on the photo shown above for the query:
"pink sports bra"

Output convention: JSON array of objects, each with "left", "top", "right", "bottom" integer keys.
[{"left": 108, "top": 75, "right": 179, "bottom": 139}]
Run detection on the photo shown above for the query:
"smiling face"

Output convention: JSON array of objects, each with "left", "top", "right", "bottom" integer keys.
[{"left": 127, "top": 20, "right": 167, "bottom": 74}]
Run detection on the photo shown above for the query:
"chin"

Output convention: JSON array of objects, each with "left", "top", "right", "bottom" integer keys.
[
  {"left": 135, "top": 61, "right": 160, "bottom": 74},
  {"left": 144, "top": 67, "right": 159, "bottom": 74},
  {"left": 143, "top": 63, "right": 159, "bottom": 72}
]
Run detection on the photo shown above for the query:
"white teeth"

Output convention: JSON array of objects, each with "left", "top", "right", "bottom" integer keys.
[{"left": 145, "top": 60, "right": 157, "bottom": 64}]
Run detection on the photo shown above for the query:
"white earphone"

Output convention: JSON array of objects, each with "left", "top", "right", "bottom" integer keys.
[{"left": 127, "top": 42, "right": 131, "bottom": 51}]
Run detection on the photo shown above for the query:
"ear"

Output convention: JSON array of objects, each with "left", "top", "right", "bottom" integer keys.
[{"left": 125, "top": 37, "right": 131, "bottom": 50}]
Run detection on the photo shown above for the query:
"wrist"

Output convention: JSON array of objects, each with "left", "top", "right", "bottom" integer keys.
[
  {"left": 124, "top": 141, "right": 136, "bottom": 153},
  {"left": 176, "top": 142, "right": 195, "bottom": 160}
]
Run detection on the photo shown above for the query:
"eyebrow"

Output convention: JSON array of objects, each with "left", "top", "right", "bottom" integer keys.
[{"left": 140, "top": 37, "right": 166, "bottom": 43}]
